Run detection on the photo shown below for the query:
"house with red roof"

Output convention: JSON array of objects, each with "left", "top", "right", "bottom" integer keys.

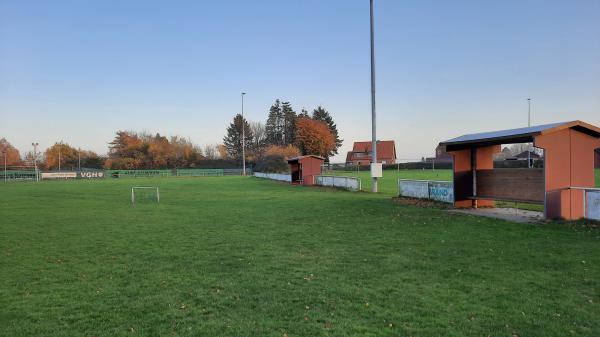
[{"left": 345, "top": 140, "right": 396, "bottom": 166}]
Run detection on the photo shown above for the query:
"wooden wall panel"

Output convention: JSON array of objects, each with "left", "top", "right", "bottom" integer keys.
[{"left": 476, "top": 168, "right": 544, "bottom": 203}]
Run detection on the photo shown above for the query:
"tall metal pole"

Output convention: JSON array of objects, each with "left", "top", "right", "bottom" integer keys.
[
  {"left": 3, "top": 151, "right": 6, "bottom": 182},
  {"left": 370, "top": 0, "right": 378, "bottom": 192},
  {"left": 32, "top": 142, "right": 39, "bottom": 182},
  {"left": 78, "top": 148, "right": 81, "bottom": 171},
  {"left": 58, "top": 143, "right": 61, "bottom": 172},
  {"left": 241, "top": 92, "right": 246, "bottom": 176},
  {"left": 527, "top": 97, "right": 531, "bottom": 168}
]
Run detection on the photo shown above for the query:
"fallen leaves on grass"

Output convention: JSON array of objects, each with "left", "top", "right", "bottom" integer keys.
[{"left": 303, "top": 274, "right": 315, "bottom": 281}]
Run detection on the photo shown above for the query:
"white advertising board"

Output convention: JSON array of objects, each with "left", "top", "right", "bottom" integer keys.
[
  {"left": 79, "top": 171, "right": 105, "bottom": 179},
  {"left": 41, "top": 172, "right": 77, "bottom": 180}
]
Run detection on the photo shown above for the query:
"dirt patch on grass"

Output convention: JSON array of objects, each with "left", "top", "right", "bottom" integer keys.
[{"left": 392, "top": 197, "right": 452, "bottom": 209}]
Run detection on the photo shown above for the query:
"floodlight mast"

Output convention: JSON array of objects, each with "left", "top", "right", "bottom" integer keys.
[
  {"left": 241, "top": 92, "right": 246, "bottom": 176},
  {"left": 527, "top": 97, "right": 531, "bottom": 128},
  {"left": 527, "top": 97, "right": 531, "bottom": 168},
  {"left": 32, "top": 142, "right": 39, "bottom": 182},
  {"left": 370, "top": 0, "right": 378, "bottom": 192},
  {"left": 2, "top": 151, "right": 6, "bottom": 182}
]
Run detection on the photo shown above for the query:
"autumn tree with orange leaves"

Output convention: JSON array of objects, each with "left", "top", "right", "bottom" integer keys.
[
  {"left": 105, "top": 131, "right": 205, "bottom": 169},
  {"left": 45, "top": 142, "right": 104, "bottom": 170},
  {"left": 294, "top": 117, "right": 336, "bottom": 159},
  {"left": 263, "top": 144, "right": 300, "bottom": 160},
  {"left": 0, "top": 138, "right": 22, "bottom": 166}
]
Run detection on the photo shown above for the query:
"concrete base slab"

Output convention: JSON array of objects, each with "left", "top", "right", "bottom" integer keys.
[{"left": 449, "top": 208, "right": 544, "bottom": 224}]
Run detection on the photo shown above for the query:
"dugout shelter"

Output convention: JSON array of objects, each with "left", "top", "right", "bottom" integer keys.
[
  {"left": 439, "top": 120, "right": 600, "bottom": 220},
  {"left": 288, "top": 155, "right": 324, "bottom": 186}
]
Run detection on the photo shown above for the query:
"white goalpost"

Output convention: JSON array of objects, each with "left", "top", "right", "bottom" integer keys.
[{"left": 131, "top": 186, "right": 160, "bottom": 206}]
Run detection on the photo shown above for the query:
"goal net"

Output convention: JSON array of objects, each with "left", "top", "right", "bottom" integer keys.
[{"left": 131, "top": 187, "right": 160, "bottom": 206}]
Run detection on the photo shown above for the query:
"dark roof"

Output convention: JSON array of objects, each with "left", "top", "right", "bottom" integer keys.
[
  {"left": 346, "top": 140, "right": 396, "bottom": 162},
  {"left": 440, "top": 120, "right": 600, "bottom": 151},
  {"left": 287, "top": 155, "right": 325, "bottom": 163},
  {"left": 514, "top": 150, "right": 541, "bottom": 159}
]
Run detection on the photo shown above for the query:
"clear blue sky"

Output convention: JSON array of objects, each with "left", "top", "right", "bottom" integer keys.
[{"left": 1, "top": 0, "right": 599, "bottom": 161}]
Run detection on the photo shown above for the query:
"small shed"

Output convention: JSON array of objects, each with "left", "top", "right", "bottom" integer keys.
[
  {"left": 288, "top": 155, "right": 324, "bottom": 185},
  {"left": 439, "top": 120, "right": 600, "bottom": 220}
]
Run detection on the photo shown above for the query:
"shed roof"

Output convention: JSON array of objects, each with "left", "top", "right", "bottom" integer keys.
[
  {"left": 287, "top": 155, "right": 325, "bottom": 163},
  {"left": 440, "top": 120, "right": 600, "bottom": 151}
]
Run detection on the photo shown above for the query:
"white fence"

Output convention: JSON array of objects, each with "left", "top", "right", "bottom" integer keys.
[
  {"left": 398, "top": 179, "right": 454, "bottom": 203},
  {"left": 254, "top": 172, "right": 291, "bottom": 182},
  {"left": 586, "top": 190, "right": 600, "bottom": 220},
  {"left": 315, "top": 175, "right": 361, "bottom": 191},
  {"left": 571, "top": 187, "right": 600, "bottom": 220}
]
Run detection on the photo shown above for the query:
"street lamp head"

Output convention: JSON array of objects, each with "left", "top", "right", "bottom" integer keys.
[{"left": 242, "top": 92, "right": 246, "bottom": 95}]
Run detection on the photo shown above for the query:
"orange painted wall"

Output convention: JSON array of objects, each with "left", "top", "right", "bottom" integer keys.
[
  {"left": 535, "top": 129, "right": 600, "bottom": 219},
  {"left": 299, "top": 157, "right": 323, "bottom": 185},
  {"left": 474, "top": 145, "right": 500, "bottom": 208},
  {"left": 449, "top": 145, "right": 500, "bottom": 208}
]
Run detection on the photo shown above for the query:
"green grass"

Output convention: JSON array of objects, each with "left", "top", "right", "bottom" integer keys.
[
  {"left": 322, "top": 169, "right": 453, "bottom": 196},
  {"left": 1, "top": 176, "right": 600, "bottom": 336},
  {"left": 326, "top": 169, "right": 600, "bottom": 212}
]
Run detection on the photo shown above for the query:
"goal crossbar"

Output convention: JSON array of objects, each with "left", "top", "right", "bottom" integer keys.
[{"left": 131, "top": 186, "right": 160, "bottom": 205}]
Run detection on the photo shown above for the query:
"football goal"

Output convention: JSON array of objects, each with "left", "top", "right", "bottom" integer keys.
[{"left": 131, "top": 186, "right": 160, "bottom": 206}]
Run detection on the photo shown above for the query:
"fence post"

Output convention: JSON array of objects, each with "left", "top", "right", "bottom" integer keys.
[{"left": 583, "top": 189, "right": 586, "bottom": 219}]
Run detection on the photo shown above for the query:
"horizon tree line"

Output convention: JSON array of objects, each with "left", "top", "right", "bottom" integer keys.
[{"left": 223, "top": 100, "right": 342, "bottom": 162}]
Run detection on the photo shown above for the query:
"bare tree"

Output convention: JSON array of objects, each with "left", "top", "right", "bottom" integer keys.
[
  {"left": 203, "top": 144, "right": 220, "bottom": 160},
  {"left": 250, "top": 121, "right": 267, "bottom": 152}
]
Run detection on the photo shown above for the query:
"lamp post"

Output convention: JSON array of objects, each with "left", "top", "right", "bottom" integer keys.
[
  {"left": 32, "top": 142, "right": 39, "bottom": 182},
  {"left": 241, "top": 92, "right": 246, "bottom": 176},
  {"left": 58, "top": 143, "right": 61, "bottom": 171},
  {"left": 370, "top": 0, "right": 378, "bottom": 192},
  {"left": 2, "top": 151, "right": 6, "bottom": 183},
  {"left": 527, "top": 97, "right": 531, "bottom": 168}
]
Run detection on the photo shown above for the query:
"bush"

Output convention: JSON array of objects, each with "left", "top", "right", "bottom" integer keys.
[
  {"left": 263, "top": 145, "right": 300, "bottom": 159},
  {"left": 254, "top": 154, "right": 289, "bottom": 173}
]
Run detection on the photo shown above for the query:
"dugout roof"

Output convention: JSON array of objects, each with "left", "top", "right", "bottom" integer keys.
[{"left": 440, "top": 120, "right": 600, "bottom": 151}]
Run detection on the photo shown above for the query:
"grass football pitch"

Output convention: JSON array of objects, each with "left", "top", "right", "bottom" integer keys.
[{"left": 1, "top": 174, "right": 600, "bottom": 336}]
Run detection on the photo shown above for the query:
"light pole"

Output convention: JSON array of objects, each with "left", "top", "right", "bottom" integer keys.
[
  {"left": 241, "top": 92, "right": 246, "bottom": 176},
  {"left": 2, "top": 151, "right": 6, "bottom": 182},
  {"left": 527, "top": 97, "right": 531, "bottom": 168},
  {"left": 370, "top": 0, "right": 378, "bottom": 192},
  {"left": 32, "top": 142, "right": 39, "bottom": 182},
  {"left": 58, "top": 143, "right": 61, "bottom": 171}
]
